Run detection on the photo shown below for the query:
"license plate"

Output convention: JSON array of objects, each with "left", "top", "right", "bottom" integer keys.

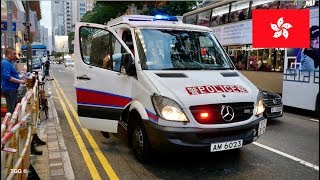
[
  {"left": 258, "top": 119, "right": 267, "bottom": 136},
  {"left": 271, "top": 106, "right": 282, "bottom": 113},
  {"left": 210, "top": 140, "right": 243, "bottom": 152}
]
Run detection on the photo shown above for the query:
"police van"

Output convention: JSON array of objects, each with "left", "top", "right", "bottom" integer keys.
[{"left": 74, "top": 15, "right": 267, "bottom": 161}]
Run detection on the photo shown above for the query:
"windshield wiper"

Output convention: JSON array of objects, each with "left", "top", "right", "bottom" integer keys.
[
  {"left": 207, "top": 67, "right": 234, "bottom": 70},
  {"left": 162, "top": 67, "right": 205, "bottom": 70}
]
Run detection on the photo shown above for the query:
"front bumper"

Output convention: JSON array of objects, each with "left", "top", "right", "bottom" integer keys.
[
  {"left": 143, "top": 116, "right": 266, "bottom": 152},
  {"left": 264, "top": 106, "right": 283, "bottom": 118}
]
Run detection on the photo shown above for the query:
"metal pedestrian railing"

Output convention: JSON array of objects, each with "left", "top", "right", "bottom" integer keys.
[{"left": 1, "top": 75, "right": 43, "bottom": 180}]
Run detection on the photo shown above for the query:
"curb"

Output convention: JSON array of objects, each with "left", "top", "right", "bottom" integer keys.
[{"left": 47, "top": 80, "right": 75, "bottom": 180}]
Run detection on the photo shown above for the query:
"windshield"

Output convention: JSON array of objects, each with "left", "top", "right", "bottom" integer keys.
[
  {"left": 32, "top": 58, "right": 41, "bottom": 64},
  {"left": 22, "top": 49, "right": 46, "bottom": 58},
  {"left": 33, "top": 49, "right": 47, "bottom": 57},
  {"left": 136, "top": 29, "right": 234, "bottom": 70}
]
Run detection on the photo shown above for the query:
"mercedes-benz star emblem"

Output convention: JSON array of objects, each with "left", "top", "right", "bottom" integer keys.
[{"left": 221, "top": 105, "right": 235, "bottom": 122}]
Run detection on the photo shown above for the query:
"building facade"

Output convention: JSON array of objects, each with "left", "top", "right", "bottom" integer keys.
[
  {"left": 51, "top": 0, "right": 65, "bottom": 36},
  {"left": 1, "top": 0, "right": 42, "bottom": 57},
  {"left": 40, "top": 25, "right": 48, "bottom": 48},
  {"left": 52, "top": 0, "right": 93, "bottom": 51}
]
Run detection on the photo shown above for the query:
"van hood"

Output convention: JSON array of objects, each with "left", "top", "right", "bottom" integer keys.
[{"left": 144, "top": 70, "right": 259, "bottom": 108}]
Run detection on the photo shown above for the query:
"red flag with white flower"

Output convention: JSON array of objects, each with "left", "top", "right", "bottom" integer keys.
[{"left": 252, "top": 9, "right": 310, "bottom": 48}]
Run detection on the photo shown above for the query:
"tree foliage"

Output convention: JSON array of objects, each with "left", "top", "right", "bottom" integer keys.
[
  {"left": 50, "top": 51, "right": 63, "bottom": 58},
  {"left": 142, "top": 1, "right": 197, "bottom": 16},
  {"left": 81, "top": 1, "right": 138, "bottom": 24},
  {"left": 81, "top": 1, "right": 197, "bottom": 24},
  {"left": 67, "top": 32, "right": 75, "bottom": 54}
]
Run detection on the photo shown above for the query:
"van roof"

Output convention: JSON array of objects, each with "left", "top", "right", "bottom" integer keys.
[{"left": 108, "top": 15, "right": 212, "bottom": 32}]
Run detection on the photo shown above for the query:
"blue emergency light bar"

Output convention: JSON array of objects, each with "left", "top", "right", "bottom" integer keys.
[{"left": 153, "top": 15, "right": 178, "bottom": 21}]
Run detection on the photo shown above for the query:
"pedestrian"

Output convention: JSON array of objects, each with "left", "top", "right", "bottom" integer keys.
[
  {"left": 1, "top": 47, "right": 27, "bottom": 114},
  {"left": 45, "top": 59, "right": 50, "bottom": 76}
]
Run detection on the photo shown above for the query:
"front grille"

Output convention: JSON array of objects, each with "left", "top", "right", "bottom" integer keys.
[
  {"left": 190, "top": 102, "right": 254, "bottom": 124},
  {"left": 264, "top": 98, "right": 282, "bottom": 107}
]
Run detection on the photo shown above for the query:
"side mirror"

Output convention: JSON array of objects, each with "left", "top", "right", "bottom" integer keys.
[{"left": 120, "top": 53, "right": 136, "bottom": 76}]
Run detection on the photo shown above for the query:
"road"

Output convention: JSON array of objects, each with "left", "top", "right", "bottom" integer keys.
[{"left": 48, "top": 64, "right": 319, "bottom": 179}]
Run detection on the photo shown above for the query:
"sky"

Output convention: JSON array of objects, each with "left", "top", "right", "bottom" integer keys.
[
  {"left": 39, "top": 0, "right": 52, "bottom": 34},
  {"left": 39, "top": 0, "right": 52, "bottom": 50}
]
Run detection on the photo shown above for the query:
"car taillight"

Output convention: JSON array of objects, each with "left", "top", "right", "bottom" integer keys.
[{"left": 190, "top": 105, "right": 220, "bottom": 124}]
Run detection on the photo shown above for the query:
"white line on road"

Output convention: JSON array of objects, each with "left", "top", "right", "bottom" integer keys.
[
  {"left": 253, "top": 142, "right": 319, "bottom": 171},
  {"left": 309, "top": 119, "right": 319, "bottom": 122}
]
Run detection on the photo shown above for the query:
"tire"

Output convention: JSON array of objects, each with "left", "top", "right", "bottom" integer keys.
[{"left": 130, "top": 115, "right": 151, "bottom": 162}]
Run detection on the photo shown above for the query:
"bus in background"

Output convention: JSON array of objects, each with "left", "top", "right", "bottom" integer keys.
[
  {"left": 21, "top": 43, "right": 48, "bottom": 63},
  {"left": 282, "top": 8, "right": 319, "bottom": 113},
  {"left": 182, "top": 1, "right": 319, "bottom": 94}
]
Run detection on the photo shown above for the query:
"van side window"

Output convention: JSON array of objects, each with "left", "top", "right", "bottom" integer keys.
[{"left": 79, "top": 26, "right": 130, "bottom": 72}]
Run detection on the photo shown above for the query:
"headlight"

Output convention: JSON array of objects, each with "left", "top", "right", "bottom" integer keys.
[
  {"left": 255, "top": 92, "right": 265, "bottom": 115},
  {"left": 151, "top": 94, "right": 188, "bottom": 122}
]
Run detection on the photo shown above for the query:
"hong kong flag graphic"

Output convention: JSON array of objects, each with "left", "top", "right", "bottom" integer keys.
[{"left": 252, "top": 9, "right": 309, "bottom": 48}]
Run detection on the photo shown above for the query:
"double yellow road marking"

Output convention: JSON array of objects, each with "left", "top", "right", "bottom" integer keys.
[{"left": 52, "top": 76, "right": 119, "bottom": 180}]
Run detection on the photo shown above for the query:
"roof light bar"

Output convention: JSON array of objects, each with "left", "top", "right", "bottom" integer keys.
[{"left": 153, "top": 15, "right": 178, "bottom": 21}]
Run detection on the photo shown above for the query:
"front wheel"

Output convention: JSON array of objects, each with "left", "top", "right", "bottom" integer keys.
[{"left": 130, "top": 117, "right": 151, "bottom": 162}]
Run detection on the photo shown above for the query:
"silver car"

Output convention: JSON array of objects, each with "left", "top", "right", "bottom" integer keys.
[{"left": 64, "top": 59, "right": 74, "bottom": 67}]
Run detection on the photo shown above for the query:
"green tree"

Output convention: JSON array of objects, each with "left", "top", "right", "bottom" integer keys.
[
  {"left": 51, "top": 51, "right": 63, "bottom": 58},
  {"left": 80, "top": 1, "right": 196, "bottom": 24},
  {"left": 81, "top": 1, "right": 139, "bottom": 24},
  {"left": 68, "top": 32, "right": 75, "bottom": 54},
  {"left": 141, "top": 1, "right": 197, "bottom": 16}
]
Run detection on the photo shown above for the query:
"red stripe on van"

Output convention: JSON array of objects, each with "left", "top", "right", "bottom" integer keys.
[{"left": 76, "top": 88, "right": 132, "bottom": 108}]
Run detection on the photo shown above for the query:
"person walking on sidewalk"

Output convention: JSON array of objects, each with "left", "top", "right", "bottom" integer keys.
[
  {"left": 1, "top": 47, "right": 27, "bottom": 114},
  {"left": 44, "top": 59, "right": 50, "bottom": 76}
]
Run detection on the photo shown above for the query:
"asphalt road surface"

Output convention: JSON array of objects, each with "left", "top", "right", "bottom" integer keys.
[{"left": 48, "top": 64, "right": 319, "bottom": 179}]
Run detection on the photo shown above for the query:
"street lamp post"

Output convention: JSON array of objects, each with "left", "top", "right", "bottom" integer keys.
[
  {"left": 7, "top": 1, "right": 14, "bottom": 48},
  {"left": 24, "top": 1, "right": 32, "bottom": 72}
]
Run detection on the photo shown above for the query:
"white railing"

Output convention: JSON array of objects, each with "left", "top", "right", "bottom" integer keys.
[{"left": 1, "top": 78, "right": 40, "bottom": 180}]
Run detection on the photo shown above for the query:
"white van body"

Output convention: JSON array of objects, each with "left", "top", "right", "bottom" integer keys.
[{"left": 74, "top": 15, "right": 266, "bottom": 161}]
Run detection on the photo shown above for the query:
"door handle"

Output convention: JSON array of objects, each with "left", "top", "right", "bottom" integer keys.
[{"left": 76, "top": 75, "right": 91, "bottom": 80}]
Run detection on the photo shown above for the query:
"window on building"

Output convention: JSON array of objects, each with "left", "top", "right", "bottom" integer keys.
[
  {"left": 184, "top": 14, "right": 197, "bottom": 25},
  {"left": 67, "top": 18, "right": 71, "bottom": 21},
  {"left": 79, "top": 3, "right": 86, "bottom": 7},
  {"left": 230, "top": 1, "right": 250, "bottom": 23},
  {"left": 197, "top": 10, "right": 211, "bottom": 27},
  {"left": 67, "top": 14, "right": 71, "bottom": 17},
  {"left": 211, "top": 4, "right": 230, "bottom": 26},
  {"left": 80, "top": 8, "right": 86, "bottom": 11}
]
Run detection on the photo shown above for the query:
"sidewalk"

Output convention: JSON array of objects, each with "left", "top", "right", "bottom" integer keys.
[{"left": 30, "top": 80, "right": 74, "bottom": 180}]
